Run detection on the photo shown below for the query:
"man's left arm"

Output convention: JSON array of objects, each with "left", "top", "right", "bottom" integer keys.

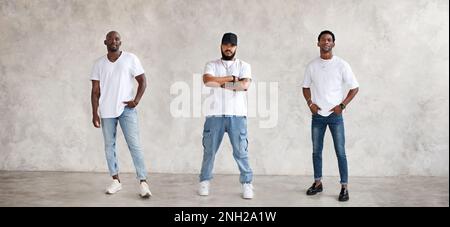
[
  {"left": 124, "top": 74, "right": 147, "bottom": 107},
  {"left": 331, "top": 62, "right": 359, "bottom": 114},
  {"left": 221, "top": 78, "right": 251, "bottom": 91},
  {"left": 330, "top": 88, "right": 359, "bottom": 114},
  {"left": 221, "top": 62, "right": 252, "bottom": 91}
]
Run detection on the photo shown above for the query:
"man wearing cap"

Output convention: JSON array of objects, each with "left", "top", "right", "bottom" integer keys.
[{"left": 198, "top": 33, "right": 254, "bottom": 199}]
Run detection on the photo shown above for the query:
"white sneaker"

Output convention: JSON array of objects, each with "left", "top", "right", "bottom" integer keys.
[
  {"left": 242, "top": 183, "right": 254, "bottom": 199},
  {"left": 198, "top": 181, "right": 210, "bottom": 196},
  {"left": 105, "top": 179, "right": 122, "bottom": 194},
  {"left": 139, "top": 181, "right": 152, "bottom": 198}
]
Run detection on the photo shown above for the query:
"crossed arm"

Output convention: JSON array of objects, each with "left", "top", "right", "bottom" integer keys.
[{"left": 203, "top": 74, "right": 251, "bottom": 91}]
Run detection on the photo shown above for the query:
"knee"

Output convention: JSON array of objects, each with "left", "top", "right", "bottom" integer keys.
[
  {"left": 335, "top": 149, "right": 346, "bottom": 158},
  {"left": 128, "top": 144, "right": 142, "bottom": 153},
  {"left": 312, "top": 146, "right": 322, "bottom": 154},
  {"left": 104, "top": 141, "right": 116, "bottom": 149},
  {"left": 312, "top": 150, "right": 322, "bottom": 158},
  {"left": 233, "top": 148, "right": 248, "bottom": 159}
]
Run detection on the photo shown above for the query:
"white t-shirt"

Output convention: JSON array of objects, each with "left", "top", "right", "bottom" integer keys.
[
  {"left": 302, "top": 56, "right": 359, "bottom": 117},
  {"left": 203, "top": 58, "right": 252, "bottom": 116},
  {"left": 90, "top": 51, "right": 145, "bottom": 118}
]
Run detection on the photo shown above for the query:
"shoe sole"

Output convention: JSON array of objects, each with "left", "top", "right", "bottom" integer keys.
[
  {"left": 243, "top": 191, "right": 254, "bottom": 199},
  {"left": 198, "top": 189, "right": 209, "bottom": 196},
  {"left": 105, "top": 187, "right": 122, "bottom": 194},
  {"left": 306, "top": 189, "right": 323, "bottom": 196},
  {"left": 140, "top": 193, "right": 152, "bottom": 198}
]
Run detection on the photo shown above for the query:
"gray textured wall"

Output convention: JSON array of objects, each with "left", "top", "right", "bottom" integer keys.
[{"left": 1, "top": 0, "right": 448, "bottom": 177}]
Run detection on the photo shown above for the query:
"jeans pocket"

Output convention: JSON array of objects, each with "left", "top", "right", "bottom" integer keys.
[
  {"left": 202, "top": 130, "right": 212, "bottom": 151},
  {"left": 239, "top": 130, "right": 248, "bottom": 153},
  {"left": 124, "top": 106, "right": 136, "bottom": 113}
]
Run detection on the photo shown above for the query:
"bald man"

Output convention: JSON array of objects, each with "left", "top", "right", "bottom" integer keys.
[{"left": 90, "top": 31, "right": 151, "bottom": 198}]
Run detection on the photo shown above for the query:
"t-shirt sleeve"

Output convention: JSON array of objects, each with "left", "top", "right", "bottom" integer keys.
[
  {"left": 239, "top": 62, "right": 252, "bottom": 79},
  {"left": 302, "top": 65, "right": 312, "bottom": 88},
  {"left": 204, "top": 62, "right": 215, "bottom": 75},
  {"left": 342, "top": 62, "right": 359, "bottom": 89},
  {"left": 131, "top": 54, "right": 145, "bottom": 77},
  {"left": 90, "top": 62, "right": 100, "bottom": 81}
]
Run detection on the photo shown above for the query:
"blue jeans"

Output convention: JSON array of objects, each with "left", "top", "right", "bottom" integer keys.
[
  {"left": 199, "top": 116, "right": 253, "bottom": 183},
  {"left": 311, "top": 113, "right": 348, "bottom": 184},
  {"left": 101, "top": 107, "right": 148, "bottom": 180}
]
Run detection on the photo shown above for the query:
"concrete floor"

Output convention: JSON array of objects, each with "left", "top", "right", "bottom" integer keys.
[{"left": 0, "top": 171, "right": 448, "bottom": 207}]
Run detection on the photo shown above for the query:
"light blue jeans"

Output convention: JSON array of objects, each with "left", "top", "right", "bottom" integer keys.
[
  {"left": 199, "top": 116, "right": 253, "bottom": 184},
  {"left": 101, "top": 107, "right": 147, "bottom": 180}
]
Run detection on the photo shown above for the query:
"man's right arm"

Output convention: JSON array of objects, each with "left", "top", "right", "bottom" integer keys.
[
  {"left": 302, "top": 87, "right": 321, "bottom": 114},
  {"left": 91, "top": 80, "right": 100, "bottom": 128},
  {"left": 203, "top": 74, "right": 235, "bottom": 87}
]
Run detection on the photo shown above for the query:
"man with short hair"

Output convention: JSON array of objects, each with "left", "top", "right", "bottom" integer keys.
[
  {"left": 199, "top": 32, "right": 254, "bottom": 199},
  {"left": 302, "top": 30, "right": 359, "bottom": 202},
  {"left": 90, "top": 31, "right": 151, "bottom": 198}
]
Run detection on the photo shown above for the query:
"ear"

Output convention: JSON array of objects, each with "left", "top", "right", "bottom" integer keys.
[
  {"left": 331, "top": 42, "right": 335, "bottom": 47},
  {"left": 104, "top": 40, "right": 107, "bottom": 45},
  {"left": 317, "top": 42, "right": 320, "bottom": 47}
]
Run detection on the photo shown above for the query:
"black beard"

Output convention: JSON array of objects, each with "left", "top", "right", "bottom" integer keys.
[{"left": 221, "top": 51, "right": 236, "bottom": 60}]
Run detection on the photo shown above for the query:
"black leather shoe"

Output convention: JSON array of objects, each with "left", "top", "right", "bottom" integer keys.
[
  {"left": 338, "top": 188, "right": 349, "bottom": 201},
  {"left": 306, "top": 182, "right": 323, "bottom": 195}
]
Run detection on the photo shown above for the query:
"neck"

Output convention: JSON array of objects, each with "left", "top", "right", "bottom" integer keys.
[
  {"left": 107, "top": 50, "right": 122, "bottom": 62},
  {"left": 108, "top": 50, "right": 121, "bottom": 57},
  {"left": 320, "top": 51, "right": 333, "bottom": 60}
]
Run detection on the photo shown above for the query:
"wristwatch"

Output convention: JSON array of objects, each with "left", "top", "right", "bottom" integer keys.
[{"left": 339, "top": 103, "right": 346, "bottom": 110}]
